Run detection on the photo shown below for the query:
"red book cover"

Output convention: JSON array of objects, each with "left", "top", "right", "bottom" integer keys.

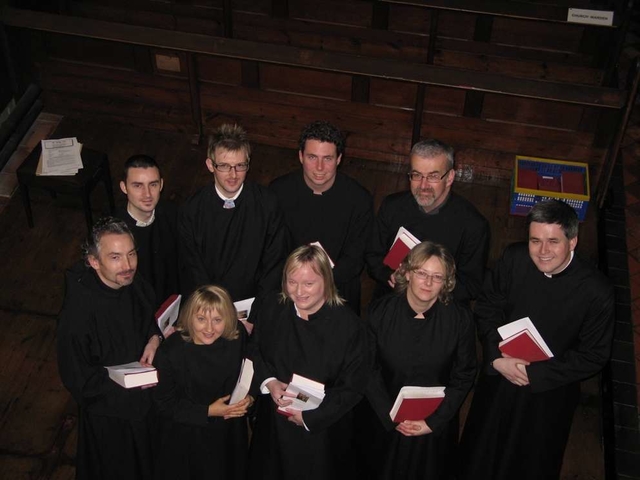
[
  {"left": 561, "top": 171, "right": 585, "bottom": 195},
  {"left": 517, "top": 169, "right": 538, "bottom": 190},
  {"left": 155, "top": 294, "right": 181, "bottom": 335},
  {"left": 383, "top": 238, "right": 412, "bottom": 270},
  {"left": 537, "top": 175, "right": 561, "bottom": 192},
  {"left": 392, "top": 396, "right": 444, "bottom": 423},
  {"left": 499, "top": 329, "right": 550, "bottom": 363}
]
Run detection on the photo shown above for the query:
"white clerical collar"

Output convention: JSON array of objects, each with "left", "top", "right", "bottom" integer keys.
[
  {"left": 127, "top": 204, "right": 155, "bottom": 227},
  {"left": 215, "top": 183, "right": 244, "bottom": 203},
  {"left": 544, "top": 251, "right": 575, "bottom": 278}
]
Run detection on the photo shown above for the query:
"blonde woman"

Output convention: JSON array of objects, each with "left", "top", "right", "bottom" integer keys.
[{"left": 153, "top": 285, "right": 253, "bottom": 480}]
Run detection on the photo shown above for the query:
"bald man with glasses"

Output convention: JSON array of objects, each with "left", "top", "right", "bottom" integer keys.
[
  {"left": 365, "top": 139, "right": 490, "bottom": 303},
  {"left": 179, "top": 123, "right": 290, "bottom": 300}
]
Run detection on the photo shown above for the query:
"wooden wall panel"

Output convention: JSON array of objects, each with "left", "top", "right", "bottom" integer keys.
[
  {"left": 388, "top": 4, "right": 431, "bottom": 35},
  {"left": 491, "top": 17, "right": 584, "bottom": 51},
  {"left": 260, "top": 64, "right": 352, "bottom": 101},
  {"left": 370, "top": 79, "right": 417, "bottom": 110},
  {"left": 196, "top": 55, "right": 243, "bottom": 86},
  {"left": 199, "top": 82, "right": 413, "bottom": 163},
  {"left": 45, "top": 33, "right": 138, "bottom": 70},
  {"left": 482, "top": 94, "right": 587, "bottom": 130},
  {"left": 288, "top": 0, "right": 373, "bottom": 27},
  {"left": 424, "top": 86, "right": 466, "bottom": 116},
  {"left": 437, "top": 50, "right": 603, "bottom": 84},
  {"left": 70, "top": 1, "right": 178, "bottom": 30}
]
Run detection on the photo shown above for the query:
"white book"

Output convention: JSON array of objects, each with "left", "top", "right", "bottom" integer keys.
[
  {"left": 392, "top": 226, "right": 420, "bottom": 247},
  {"left": 278, "top": 373, "right": 325, "bottom": 414},
  {"left": 105, "top": 362, "right": 158, "bottom": 389},
  {"left": 497, "top": 317, "right": 554, "bottom": 358},
  {"left": 229, "top": 358, "right": 254, "bottom": 405},
  {"left": 234, "top": 297, "right": 255, "bottom": 335},
  {"left": 310, "top": 241, "right": 335, "bottom": 268}
]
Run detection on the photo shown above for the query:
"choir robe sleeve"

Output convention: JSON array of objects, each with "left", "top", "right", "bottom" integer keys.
[
  {"left": 452, "top": 212, "right": 490, "bottom": 303},
  {"left": 256, "top": 200, "right": 291, "bottom": 297},
  {"left": 57, "top": 301, "right": 122, "bottom": 406},
  {"left": 365, "top": 197, "right": 395, "bottom": 286},
  {"left": 153, "top": 339, "right": 209, "bottom": 426},
  {"left": 425, "top": 307, "right": 477, "bottom": 432},
  {"left": 178, "top": 201, "right": 212, "bottom": 296},
  {"left": 302, "top": 321, "right": 369, "bottom": 432},
  {"left": 474, "top": 248, "right": 513, "bottom": 373},
  {"left": 331, "top": 190, "right": 373, "bottom": 285},
  {"left": 526, "top": 283, "right": 615, "bottom": 393}
]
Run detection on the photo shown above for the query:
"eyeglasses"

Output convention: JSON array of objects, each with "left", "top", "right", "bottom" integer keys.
[
  {"left": 412, "top": 270, "right": 445, "bottom": 283},
  {"left": 408, "top": 169, "right": 451, "bottom": 183},
  {"left": 213, "top": 162, "right": 250, "bottom": 173}
]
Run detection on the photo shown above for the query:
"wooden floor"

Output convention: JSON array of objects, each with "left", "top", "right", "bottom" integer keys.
[{"left": 0, "top": 115, "right": 606, "bottom": 479}]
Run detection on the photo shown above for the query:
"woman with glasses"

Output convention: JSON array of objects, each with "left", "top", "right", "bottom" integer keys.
[{"left": 364, "top": 241, "right": 476, "bottom": 480}]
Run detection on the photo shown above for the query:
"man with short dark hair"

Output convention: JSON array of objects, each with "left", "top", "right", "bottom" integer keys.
[
  {"left": 270, "top": 121, "right": 373, "bottom": 313},
  {"left": 57, "top": 217, "right": 162, "bottom": 480},
  {"left": 459, "top": 199, "right": 615, "bottom": 480},
  {"left": 366, "top": 139, "right": 489, "bottom": 303},
  {"left": 115, "top": 154, "right": 179, "bottom": 306},
  {"left": 179, "top": 123, "right": 290, "bottom": 300}
]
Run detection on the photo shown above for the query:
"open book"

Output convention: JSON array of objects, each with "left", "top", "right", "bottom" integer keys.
[
  {"left": 229, "top": 358, "right": 254, "bottom": 405},
  {"left": 389, "top": 386, "right": 445, "bottom": 423},
  {"left": 497, "top": 317, "right": 553, "bottom": 363},
  {"left": 383, "top": 227, "right": 420, "bottom": 270},
  {"left": 155, "top": 294, "right": 181, "bottom": 336},
  {"left": 310, "top": 241, "right": 335, "bottom": 268},
  {"left": 105, "top": 362, "right": 158, "bottom": 389},
  {"left": 234, "top": 297, "right": 255, "bottom": 335},
  {"left": 277, "top": 374, "right": 325, "bottom": 416}
]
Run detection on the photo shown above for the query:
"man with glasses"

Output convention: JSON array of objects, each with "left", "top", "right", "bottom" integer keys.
[
  {"left": 270, "top": 121, "right": 373, "bottom": 314},
  {"left": 366, "top": 139, "right": 489, "bottom": 303},
  {"left": 179, "top": 123, "right": 290, "bottom": 300}
]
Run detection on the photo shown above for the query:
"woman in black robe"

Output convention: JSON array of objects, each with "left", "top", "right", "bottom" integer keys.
[
  {"left": 364, "top": 241, "right": 476, "bottom": 480},
  {"left": 153, "top": 285, "right": 254, "bottom": 480},
  {"left": 247, "top": 244, "right": 370, "bottom": 480}
]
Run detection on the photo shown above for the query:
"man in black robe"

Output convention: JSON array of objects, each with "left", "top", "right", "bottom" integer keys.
[
  {"left": 365, "top": 139, "right": 490, "bottom": 303},
  {"left": 458, "top": 199, "right": 615, "bottom": 480},
  {"left": 270, "top": 121, "right": 373, "bottom": 314},
  {"left": 57, "top": 217, "right": 163, "bottom": 480},
  {"left": 179, "top": 124, "right": 290, "bottom": 301},
  {"left": 115, "top": 155, "right": 179, "bottom": 308}
]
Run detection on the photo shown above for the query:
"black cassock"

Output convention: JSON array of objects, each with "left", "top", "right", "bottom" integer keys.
[
  {"left": 152, "top": 328, "right": 249, "bottom": 480},
  {"left": 459, "top": 243, "right": 615, "bottom": 480},
  {"left": 365, "top": 191, "right": 489, "bottom": 303},
  {"left": 115, "top": 199, "right": 180, "bottom": 308},
  {"left": 57, "top": 264, "right": 160, "bottom": 480},
  {"left": 364, "top": 294, "right": 476, "bottom": 480},
  {"left": 270, "top": 171, "right": 373, "bottom": 314},
  {"left": 178, "top": 182, "right": 290, "bottom": 301},
  {"left": 247, "top": 294, "right": 370, "bottom": 480}
]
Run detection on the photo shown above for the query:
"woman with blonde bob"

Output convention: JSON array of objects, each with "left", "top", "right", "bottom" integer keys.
[
  {"left": 153, "top": 285, "right": 253, "bottom": 480},
  {"left": 248, "top": 244, "right": 370, "bottom": 480},
  {"left": 364, "top": 241, "right": 477, "bottom": 480}
]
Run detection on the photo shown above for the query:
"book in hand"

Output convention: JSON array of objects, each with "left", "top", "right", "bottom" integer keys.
[
  {"left": 389, "top": 386, "right": 445, "bottom": 423},
  {"left": 277, "top": 374, "right": 325, "bottom": 416},
  {"left": 229, "top": 358, "right": 254, "bottom": 405},
  {"left": 310, "top": 241, "right": 335, "bottom": 268},
  {"left": 497, "top": 317, "right": 554, "bottom": 363},
  {"left": 155, "top": 294, "right": 181, "bottom": 336},
  {"left": 106, "top": 362, "right": 158, "bottom": 389},
  {"left": 234, "top": 297, "right": 255, "bottom": 335},
  {"left": 383, "top": 227, "right": 420, "bottom": 270}
]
